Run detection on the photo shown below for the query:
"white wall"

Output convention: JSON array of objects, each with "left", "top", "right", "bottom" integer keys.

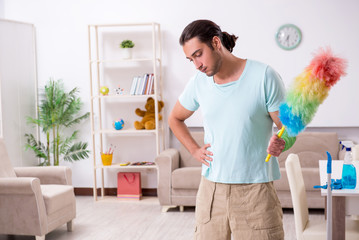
[
  {"left": 3, "top": 0, "right": 359, "bottom": 188},
  {"left": 0, "top": 1, "right": 4, "bottom": 18},
  {"left": 0, "top": 20, "right": 38, "bottom": 167}
]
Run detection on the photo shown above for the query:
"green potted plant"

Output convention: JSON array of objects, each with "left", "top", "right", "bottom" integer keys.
[
  {"left": 120, "top": 39, "right": 135, "bottom": 59},
  {"left": 25, "top": 78, "right": 90, "bottom": 166}
]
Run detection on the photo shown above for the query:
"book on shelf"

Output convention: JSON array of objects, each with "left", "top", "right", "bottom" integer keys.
[
  {"left": 135, "top": 76, "right": 143, "bottom": 95},
  {"left": 145, "top": 74, "right": 154, "bottom": 95},
  {"left": 130, "top": 76, "right": 139, "bottom": 95},
  {"left": 141, "top": 73, "right": 149, "bottom": 95},
  {"left": 149, "top": 73, "right": 154, "bottom": 95},
  {"left": 130, "top": 73, "right": 154, "bottom": 96}
]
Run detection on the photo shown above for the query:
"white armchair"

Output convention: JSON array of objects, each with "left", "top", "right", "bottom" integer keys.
[{"left": 0, "top": 139, "right": 76, "bottom": 240}]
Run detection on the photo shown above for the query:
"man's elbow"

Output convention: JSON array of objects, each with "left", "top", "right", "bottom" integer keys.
[
  {"left": 168, "top": 114, "right": 173, "bottom": 128},
  {"left": 168, "top": 112, "right": 176, "bottom": 129},
  {"left": 168, "top": 113, "right": 183, "bottom": 130}
]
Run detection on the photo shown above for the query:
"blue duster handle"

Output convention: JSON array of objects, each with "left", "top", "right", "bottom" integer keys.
[
  {"left": 327, "top": 151, "right": 332, "bottom": 174},
  {"left": 326, "top": 151, "right": 332, "bottom": 240}
]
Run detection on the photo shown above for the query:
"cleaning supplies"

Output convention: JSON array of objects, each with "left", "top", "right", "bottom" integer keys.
[
  {"left": 340, "top": 141, "right": 354, "bottom": 152},
  {"left": 339, "top": 141, "right": 354, "bottom": 160},
  {"left": 342, "top": 147, "right": 357, "bottom": 189},
  {"left": 265, "top": 48, "right": 347, "bottom": 162}
]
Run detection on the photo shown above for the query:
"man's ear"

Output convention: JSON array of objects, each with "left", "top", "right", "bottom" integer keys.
[{"left": 212, "top": 36, "right": 221, "bottom": 49}]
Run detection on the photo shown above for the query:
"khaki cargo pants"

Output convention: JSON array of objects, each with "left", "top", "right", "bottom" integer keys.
[{"left": 194, "top": 177, "right": 284, "bottom": 240}]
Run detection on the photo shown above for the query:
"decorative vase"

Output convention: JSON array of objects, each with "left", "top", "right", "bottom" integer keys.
[{"left": 122, "top": 48, "right": 132, "bottom": 59}]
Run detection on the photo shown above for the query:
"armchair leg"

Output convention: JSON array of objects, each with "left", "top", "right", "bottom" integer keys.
[
  {"left": 36, "top": 236, "right": 45, "bottom": 240},
  {"left": 179, "top": 206, "right": 184, "bottom": 212},
  {"left": 161, "top": 205, "right": 177, "bottom": 213},
  {"left": 67, "top": 220, "right": 74, "bottom": 232}
]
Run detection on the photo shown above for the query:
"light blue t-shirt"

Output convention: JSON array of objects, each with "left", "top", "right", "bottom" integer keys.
[{"left": 179, "top": 59, "right": 285, "bottom": 183}]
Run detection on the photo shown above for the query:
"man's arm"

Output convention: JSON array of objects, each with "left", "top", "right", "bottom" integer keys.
[
  {"left": 168, "top": 100, "right": 212, "bottom": 166},
  {"left": 267, "top": 111, "right": 285, "bottom": 157},
  {"left": 267, "top": 111, "right": 296, "bottom": 156},
  {"left": 269, "top": 111, "right": 282, "bottom": 130}
]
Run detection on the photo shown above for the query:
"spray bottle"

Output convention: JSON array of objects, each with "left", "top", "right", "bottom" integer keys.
[
  {"left": 341, "top": 143, "right": 356, "bottom": 189},
  {"left": 339, "top": 141, "right": 354, "bottom": 160}
]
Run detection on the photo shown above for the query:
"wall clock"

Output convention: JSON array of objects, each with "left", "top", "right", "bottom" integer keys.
[{"left": 275, "top": 24, "right": 302, "bottom": 50}]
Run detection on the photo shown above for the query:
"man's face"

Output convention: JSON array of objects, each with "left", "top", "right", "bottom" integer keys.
[{"left": 183, "top": 37, "right": 222, "bottom": 77}]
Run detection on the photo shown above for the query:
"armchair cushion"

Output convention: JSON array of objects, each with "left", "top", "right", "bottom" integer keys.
[
  {"left": 171, "top": 167, "right": 202, "bottom": 189},
  {"left": 41, "top": 185, "right": 75, "bottom": 215},
  {"left": 179, "top": 131, "right": 203, "bottom": 168}
]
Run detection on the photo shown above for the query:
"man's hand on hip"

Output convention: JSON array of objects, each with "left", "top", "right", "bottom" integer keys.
[{"left": 192, "top": 143, "right": 213, "bottom": 166}]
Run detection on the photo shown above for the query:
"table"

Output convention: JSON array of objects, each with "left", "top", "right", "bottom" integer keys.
[{"left": 319, "top": 160, "right": 359, "bottom": 240}]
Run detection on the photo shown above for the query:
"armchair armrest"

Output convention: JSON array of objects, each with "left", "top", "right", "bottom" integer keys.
[
  {"left": 14, "top": 166, "right": 72, "bottom": 185},
  {"left": 156, "top": 148, "right": 180, "bottom": 171},
  {"left": 0, "top": 177, "right": 42, "bottom": 194},
  {"left": 155, "top": 148, "right": 180, "bottom": 205},
  {"left": 0, "top": 177, "right": 47, "bottom": 235}
]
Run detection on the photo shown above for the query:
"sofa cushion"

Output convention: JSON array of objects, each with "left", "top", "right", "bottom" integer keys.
[
  {"left": 172, "top": 167, "right": 201, "bottom": 189},
  {"left": 278, "top": 132, "right": 339, "bottom": 168},
  {"left": 274, "top": 168, "right": 321, "bottom": 191},
  {"left": 40, "top": 184, "right": 74, "bottom": 215},
  {"left": 179, "top": 132, "right": 204, "bottom": 168}
]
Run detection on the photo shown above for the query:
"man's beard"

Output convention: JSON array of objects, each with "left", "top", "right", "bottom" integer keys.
[{"left": 206, "top": 51, "right": 222, "bottom": 77}]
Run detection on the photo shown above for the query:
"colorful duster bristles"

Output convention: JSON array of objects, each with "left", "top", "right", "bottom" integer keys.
[{"left": 279, "top": 48, "right": 347, "bottom": 136}]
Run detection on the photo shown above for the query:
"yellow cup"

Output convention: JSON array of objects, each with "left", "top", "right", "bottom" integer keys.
[{"left": 101, "top": 153, "right": 113, "bottom": 166}]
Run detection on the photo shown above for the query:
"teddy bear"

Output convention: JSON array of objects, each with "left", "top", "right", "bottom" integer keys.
[{"left": 134, "top": 97, "right": 164, "bottom": 130}]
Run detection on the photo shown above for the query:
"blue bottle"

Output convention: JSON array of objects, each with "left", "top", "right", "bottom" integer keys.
[{"left": 342, "top": 147, "right": 357, "bottom": 189}]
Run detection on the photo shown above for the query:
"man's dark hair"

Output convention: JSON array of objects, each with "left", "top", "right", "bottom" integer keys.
[{"left": 179, "top": 19, "right": 238, "bottom": 53}]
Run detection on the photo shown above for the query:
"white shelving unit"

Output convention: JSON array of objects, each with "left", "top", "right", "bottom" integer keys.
[{"left": 88, "top": 23, "right": 164, "bottom": 200}]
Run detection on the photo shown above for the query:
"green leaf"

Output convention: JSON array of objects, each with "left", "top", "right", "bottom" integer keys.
[
  {"left": 59, "top": 131, "right": 79, "bottom": 155},
  {"left": 63, "top": 142, "right": 90, "bottom": 162},
  {"left": 24, "top": 133, "right": 48, "bottom": 159},
  {"left": 64, "top": 112, "right": 90, "bottom": 128}
]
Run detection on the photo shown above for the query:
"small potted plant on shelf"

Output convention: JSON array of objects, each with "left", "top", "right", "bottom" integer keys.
[{"left": 120, "top": 39, "right": 135, "bottom": 59}]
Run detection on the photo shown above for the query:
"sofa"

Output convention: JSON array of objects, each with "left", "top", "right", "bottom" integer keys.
[
  {"left": 156, "top": 131, "right": 346, "bottom": 212},
  {"left": 0, "top": 138, "right": 76, "bottom": 240}
]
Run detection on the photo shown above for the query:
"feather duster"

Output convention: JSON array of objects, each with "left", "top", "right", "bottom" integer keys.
[
  {"left": 280, "top": 47, "right": 347, "bottom": 136},
  {"left": 266, "top": 47, "right": 347, "bottom": 162}
]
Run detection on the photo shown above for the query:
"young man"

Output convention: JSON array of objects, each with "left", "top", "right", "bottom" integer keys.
[{"left": 169, "top": 20, "right": 295, "bottom": 240}]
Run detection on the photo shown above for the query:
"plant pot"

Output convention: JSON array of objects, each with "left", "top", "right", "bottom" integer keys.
[{"left": 122, "top": 48, "right": 132, "bottom": 59}]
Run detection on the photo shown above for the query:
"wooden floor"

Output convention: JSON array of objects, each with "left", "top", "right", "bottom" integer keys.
[{"left": 0, "top": 196, "right": 325, "bottom": 240}]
